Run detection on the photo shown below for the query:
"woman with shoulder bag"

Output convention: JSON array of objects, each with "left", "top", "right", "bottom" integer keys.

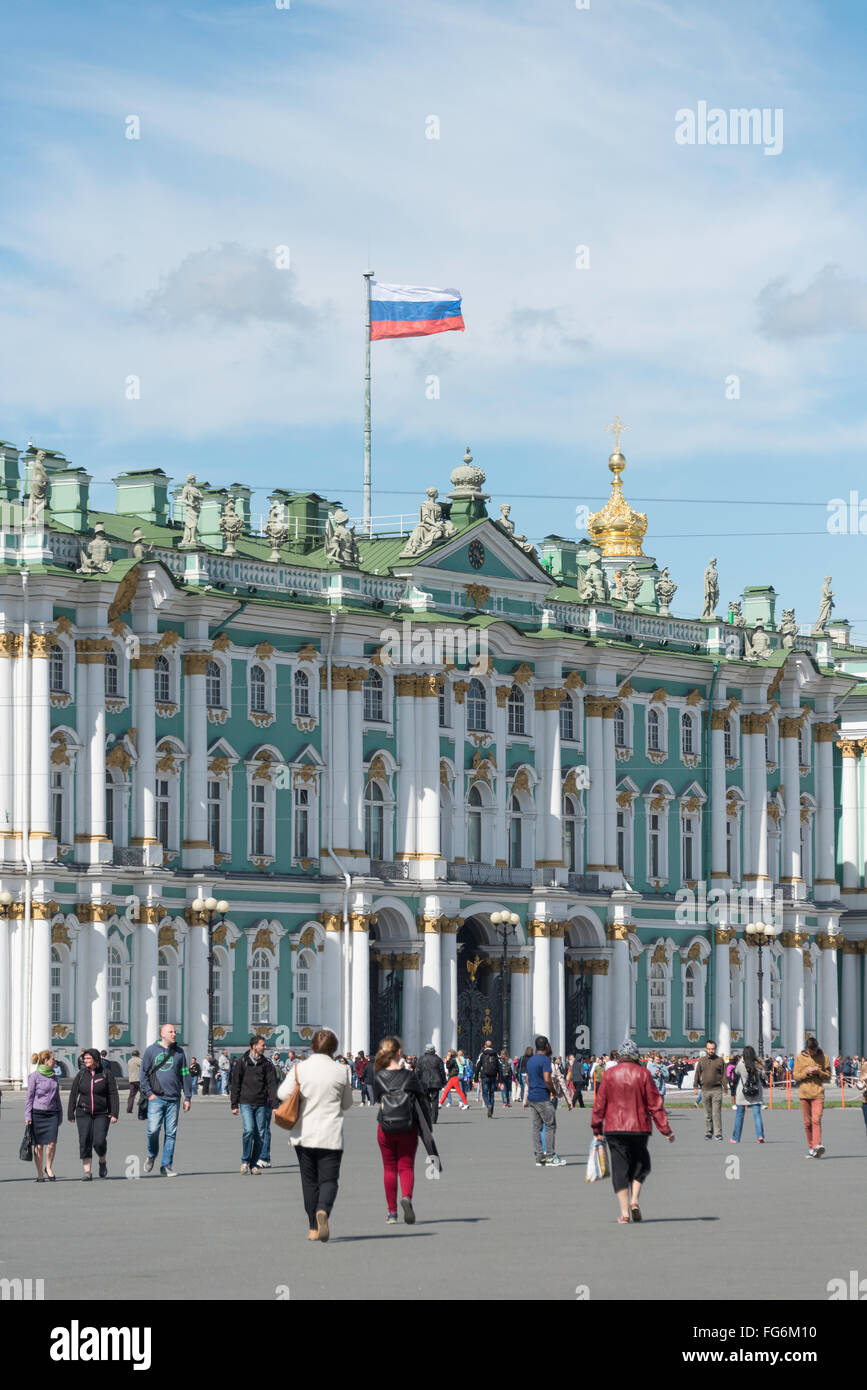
[
  {"left": 25, "top": 1049, "right": 63, "bottom": 1182},
  {"left": 68, "top": 1048, "right": 120, "bottom": 1179},
  {"left": 277, "top": 1031, "right": 353, "bottom": 1242},
  {"left": 729, "top": 1045, "right": 765, "bottom": 1144},
  {"left": 374, "top": 1035, "right": 432, "bottom": 1226},
  {"left": 793, "top": 1035, "right": 832, "bottom": 1158}
]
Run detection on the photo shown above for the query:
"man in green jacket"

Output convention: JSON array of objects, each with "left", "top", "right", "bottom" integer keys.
[{"left": 694, "top": 1040, "right": 727, "bottom": 1141}]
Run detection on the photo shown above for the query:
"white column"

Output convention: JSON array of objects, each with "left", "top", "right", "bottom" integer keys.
[
  {"left": 861, "top": 949, "right": 867, "bottom": 1056},
  {"left": 839, "top": 741, "right": 860, "bottom": 893},
  {"left": 415, "top": 677, "right": 441, "bottom": 864},
  {"left": 452, "top": 686, "right": 467, "bottom": 863},
  {"left": 746, "top": 717, "right": 769, "bottom": 892},
  {"left": 182, "top": 653, "right": 211, "bottom": 868},
  {"left": 585, "top": 701, "right": 605, "bottom": 871},
  {"left": 744, "top": 946, "right": 759, "bottom": 1051},
  {"left": 186, "top": 917, "right": 208, "bottom": 1061},
  {"left": 493, "top": 688, "right": 508, "bottom": 863},
  {"left": 89, "top": 917, "right": 109, "bottom": 1052},
  {"left": 591, "top": 960, "right": 611, "bottom": 1055},
  {"left": 740, "top": 722, "right": 754, "bottom": 881},
  {"left": 531, "top": 926, "right": 551, "bottom": 1039},
  {"left": 780, "top": 718, "right": 803, "bottom": 892},
  {"left": 401, "top": 956, "right": 421, "bottom": 1056},
  {"left": 610, "top": 930, "right": 631, "bottom": 1044},
  {"left": 395, "top": 675, "right": 416, "bottom": 860},
  {"left": 840, "top": 944, "right": 859, "bottom": 1056},
  {"left": 714, "top": 930, "right": 732, "bottom": 1058},
  {"left": 75, "top": 645, "right": 91, "bottom": 846},
  {"left": 420, "top": 920, "right": 442, "bottom": 1053},
  {"left": 138, "top": 916, "right": 159, "bottom": 1047},
  {"left": 0, "top": 642, "right": 14, "bottom": 858},
  {"left": 0, "top": 914, "right": 10, "bottom": 1082},
  {"left": 29, "top": 636, "right": 53, "bottom": 858},
  {"left": 550, "top": 927, "right": 565, "bottom": 1056},
  {"left": 813, "top": 725, "right": 836, "bottom": 898},
  {"left": 331, "top": 670, "right": 350, "bottom": 854},
  {"left": 710, "top": 710, "right": 727, "bottom": 882},
  {"left": 88, "top": 658, "right": 108, "bottom": 852},
  {"left": 510, "top": 963, "right": 530, "bottom": 1052},
  {"left": 347, "top": 672, "right": 366, "bottom": 856},
  {"left": 74, "top": 924, "right": 90, "bottom": 1055},
  {"left": 350, "top": 919, "right": 370, "bottom": 1055},
  {"left": 132, "top": 645, "right": 159, "bottom": 858},
  {"left": 441, "top": 923, "right": 458, "bottom": 1052},
  {"left": 601, "top": 704, "right": 618, "bottom": 871},
  {"left": 322, "top": 921, "right": 342, "bottom": 1035},
  {"left": 781, "top": 939, "right": 800, "bottom": 1054},
  {"left": 817, "top": 936, "right": 840, "bottom": 1059},
  {"left": 30, "top": 906, "right": 52, "bottom": 1060}
]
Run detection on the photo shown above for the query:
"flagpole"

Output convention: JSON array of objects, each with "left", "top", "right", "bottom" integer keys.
[{"left": 363, "top": 269, "right": 374, "bottom": 536}]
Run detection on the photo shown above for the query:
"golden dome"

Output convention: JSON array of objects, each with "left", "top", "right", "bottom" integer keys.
[{"left": 586, "top": 446, "right": 647, "bottom": 557}]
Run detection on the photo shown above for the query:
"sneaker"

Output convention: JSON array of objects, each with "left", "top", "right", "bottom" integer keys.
[
  {"left": 251, "top": 1164, "right": 261, "bottom": 1175},
  {"left": 546, "top": 1155, "right": 566, "bottom": 1167},
  {"left": 704, "top": 1134, "right": 714, "bottom": 1141},
  {"left": 487, "top": 1108, "right": 493, "bottom": 1118},
  {"left": 535, "top": 1156, "right": 547, "bottom": 1167},
  {"left": 460, "top": 1103, "right": 468, "bottom": 1110},
  {"left": 386, "top": 1212, "right": 398, "bottom": 1224},
  {"left": 805, "top": 1149, "right": 816, "bottom": 1158},
  {"left": 81, "top": 1173, "right": 92, "bottom": 1181},
  {"left": 814, "top": 1144, "right": 825, "bottom": 1158},
  {"left": 255, "top": 1160, "right": 271, "bottom": 1169},
  {"left": 728, "top": 1139, "right": 738, "bottom": 1144},
  {"left": 143, "top": 1155, "right": 155, "bottom": 1173},
  {"left": 757, "top": 1137, "right": 765, "bottom": 1144},
  {"left": 715, "top": 1136, "right": 724, "bottom": 1142},
  {"left": 240, "top": 1163, "right": 250, "bottom": 1174},
  {"left": 401, "top": 1197, "right": 416, "bottom": 1225},
  {"left": 160, "top": 1166, "right": 177, "bottom": 1177},
  {"left": 98, "top": 1160, "right": 108, "bottom": 1178}
]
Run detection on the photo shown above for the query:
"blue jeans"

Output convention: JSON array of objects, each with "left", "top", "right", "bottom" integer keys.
[
  {"left": 259, "top": 1107, "right": 273, "bottom": 1163},
  {"left": 147, "top": 1097, "right": 180, "bottom": 1167},
  {"left": 191, "top": 1077, "right": 199, "bottom": 1095},
  {"left": 732, "top": 1104, "right": 765, "bottom": 1141},
  {"left": 240, "top": 1104, "right": 269, "bottom": 1166},
  {"left": 481, "top": 1078, "right": 498, "bottom": 1110}
]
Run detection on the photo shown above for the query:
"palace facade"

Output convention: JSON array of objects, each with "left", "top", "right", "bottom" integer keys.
[{"left": 1, "top": 434, "right": 866, "bottom": 1085}]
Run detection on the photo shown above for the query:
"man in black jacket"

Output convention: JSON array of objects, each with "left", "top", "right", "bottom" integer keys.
[
  {"left": 474, "top": 1042, "right": 501, "bottom": 1117},
  {"left": 415, "top": 1045, "right": 447, "bottom": 1124},
  {"left": 230, "top": 1036, "right": 278, "bottom": 1173}
]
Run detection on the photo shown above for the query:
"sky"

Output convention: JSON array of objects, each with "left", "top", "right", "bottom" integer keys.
[{"left": 2, "top": 0, "right": 867, "bottom": 632}]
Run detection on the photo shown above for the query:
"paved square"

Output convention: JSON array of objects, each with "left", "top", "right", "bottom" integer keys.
[{"left": 1, "top": 1093, "right": 864, "bottom": 1301}]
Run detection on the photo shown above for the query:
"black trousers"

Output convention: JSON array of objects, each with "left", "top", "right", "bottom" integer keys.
[
  {"left": 606, "top": 1132, "right": 651, "bottom": 1193},
  {"left": 126, "top": 1082, "right": 140, "bottom": 1114},
  {"left": 295, "top": 1145, "right": 343, "bottom": 1229},
  {"left": 76, "top": 1112, "right": 111, "bottom": 1160},
  {"left": 426, "top": 1088, "right": 441, "bottom": 1123}
]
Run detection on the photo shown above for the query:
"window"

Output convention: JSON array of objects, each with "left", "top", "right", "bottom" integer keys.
[
  {"left": 649, "top": 962, "right": 668, "bottom": 1031},
  {"left": 294, "top": 947, "right": 319, "bottom": 1031},
  {"left": 154, "top": 655, "right": 170, "bottom": 704},
  {"left": 296, "top": 962, "right": 309, "bottom": 1026},
  {"left": 104, "top": 650, "right": 119, "bottom": 698},
  {"left": 250, "top": 664, "right": 267, "bottom": 713},
  {"left": 294, "top": 669, "right": 309, "bottom": 717},
  {"left": 363, "top": 669, "right": 384, "bottom": 722},
  {"left": 649, "top": 812, "right": 662, "bottom": 879},
  {"left": 684, "top": 961, "right": 698, "bottom": 1032},
  {"left": 560, "top": 698, "right": 574, "bottom": 742},
  {"left": 616, "top": 810, "right": 626, "bottom": 871},
  {"left": 801, "top": 813, "right": 813, "bottom": 887},
  {"left": 682, "top": 815, "right": 696, "bottom": 882},
  {"left": 364, "top": 783, "right": 384, "bottom": 860},
  {"left": 723, "top": 719, "right": 732, "bottom": 759},
  {"left": 438, "top": 681, "right": 449, "bottom": 728},
  {"left": 51, "top": 947, "right": 62, "bottom": 1025},
  {"left": 507, "top": 684, "right": 525, "bottom": 736},
  {"left": 769, "top": 960, "right": 781, "bottom": 1035},
  {"left": 563, "top": 794, "right": 580, "bottom": 871},
  {"left": 798, "top": 726, "right": 808, "bottom": 766},
  {"left": 681, "top": 712, "right": 694, "bottom": 756},
  {"left": 158, "top": 949, "right": 170, "bottom": 1028},
  {"left": 648, "top": 707, "right": 661, "bottom": 752},
  {"left": 51, "top": 771, "right": 64, "bottom": 843},
  {"left": 467, "top": 785, "right": 483, "bottom": 863},
  {"left": 213, "top": 956, "right": 223, "bottom": 1026},
  {"left": 726, "top": 819, "right": 734, "bottom": 879},
  {"left": 155, "top": 779, "right": 170, "bottom": 849},
  {"left": 108, "top": 946, "right": 123, "bottom": 1023},
  {"left": 467, "top": 678, "right": 487, "bottom": 732},
  {"left": 50, "top": 644, "right": 65, "bottom": 693},
  {"left": 206, "top": 661, "right": 223, "bottom": 708},
  {"left": 294, "top": 786, "right": 310, "bottom": 859},
  {"left": 105, "top": 781, "right": 115, "bottom": 843},
  {"left": 250, "top": 948, "right": 272, "bottom": 1025},
  {"left": 508, "top": 794, "right": 522, "bottom": 868},
  {"left": 614, "top": 706, "right": 626, "bottom": 748},
  {"left": 250, "top": 783, "right": 266, "bottom": 856},
  {"left": 207, "top": 779, "right": 222, "bottom": 852}
]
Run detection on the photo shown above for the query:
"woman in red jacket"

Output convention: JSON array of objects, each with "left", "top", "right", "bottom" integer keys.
[{"left": 590, "top": 1038, "right": 675, "bottom": 1223}]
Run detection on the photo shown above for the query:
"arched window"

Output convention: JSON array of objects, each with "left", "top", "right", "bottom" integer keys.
[
  {"left": 213, "top": 949, "right": 225, "bottom": 1026},
  {"left": 614, "top": 705, "right": 626, "bottom": 748},
  {"left": 157, "top": 949, "right": 171, "bottom": 1027},
  {"left": 363, "top": 668, "right": 384, "bottom": 722},
  {"left": 440, "top": 785, "right": 453, "bottom": 861},
  {"left": 681, "top": 712, "right": 694, "bottom": 756},
  {"left": 108, "top": 945, "right": 124, "bottom": 1023},
  {"left": 295, "top": 948, "right": 314, "bottom": 1028},
  {"left": 798, "top": 726, "right": 808, "bottom": 766},
  {"left": 684, "top": 961, "right": 699, "bottom": 1032},
  {"left": 647, "top": 707, "right": 661, "bottom": 752},
  {"left": 207, "top": 778, "right": 223, "bottom": 852},
  {"left": 438, "top": 680, "right": 450, "bottom": 728},
  {"left": 51, "top": 770, "right": 65, "bottom": 843},
  {"left": 250, "top": 664, "right": 267, "bottom": 713},
  {"left": 729, "top": 958, "right": 742, "bottom": 1033},
  {"left": 250, "top": 948, "right": 273, "bottom": 1025},
  {"left": 801, "top": 811, "right": 813, "bottom": 887},
  {"left": 563, "top": 793, "right": 578, "bottom": 872},
  {"left": 723, "top": 718, "right": 732, "bottom": 759},
  {"left": 50, "top": 643, "right": 65, "bottom": 693},
  {"left": 559, "top": 697, "right": 574, "bottom": 742},
  {"left": 649, "top": 961, "right": 668, "bottom": 1031},
  {"left": 104, "top": 649, "right": 119, "bottom": 698},
  {"left": 507, "top": 684, "right": 525, "bottom": 736},
  {"left": 105, "top": 777, "right": 116, "bottom": 843},
  {"left": 364, "top": 782, "right": 384, "bottom": 859},
  {"left": 155, "top": 778, "right": 171, "bottom": 849},
  {"left": 508, "top": 794, "right": 522, "bottom": 867},
  {"left": 294, "top": 669, "right": 310, "bottom": 717},
  {"left": 50, "top": 946, "right": 63, "bottom": 1025},
  {"left": 467, "top": 784, "right": 483, "bottom": 863},
  {"left": 681, "top": 814, "right": 696, "bottom": 882},
  {"left": 154, "top": 655, "right": 170, "bottom": 704},
  {"left": 467, "top": 678, "right": 487, "bottom": 732},
  {"left": 206, "top": 661, "right": 223, "bottom": 708},
  {"left": 649, "top": 811, "right": 662, "bottom": 879},
  {"left": 294, "top": 786, "right": 310, "bottom": 859},
  {"left": 250, "top": 782, "right": 266, "bottom": 856}
]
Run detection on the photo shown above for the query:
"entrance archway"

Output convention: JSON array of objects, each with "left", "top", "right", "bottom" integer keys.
[
  {"left": 368, "top": 905, "right": 413, "bottom": 1054},
  {"left": 456, "top": 917, "right": 504, "bottom": 1061},
  {"left": 565, "top": 916, "right": 602, "bottom": 1055}
]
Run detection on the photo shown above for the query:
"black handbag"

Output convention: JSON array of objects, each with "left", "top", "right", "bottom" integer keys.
[
  {"left": 19, "top": 1123, "right": 33, "bottom": 1162},
  {"left": 137, "top": 1091, "right": 149, "bottom": 1121}
]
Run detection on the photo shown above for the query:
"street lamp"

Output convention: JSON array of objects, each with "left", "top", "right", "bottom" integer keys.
[
  {"left": 490, "top": 911, "right": 521, "bottom": 1053},
  {"left": 191, "top": 896, "right": 230, "bottom": 1065},
  {"left": 0, "top": 890, "right": 13, "bottom": 917},
  {"left": 745, "top": 921, "right": 777, "bottom": 1059}
]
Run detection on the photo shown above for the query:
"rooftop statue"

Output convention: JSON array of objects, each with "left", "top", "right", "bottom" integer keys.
[
  {"left": 622, "top": 561, "right": 643, "bottom": 610},
  {"left": 178, "top": 474, "right": 202, "bottom": 549},
  {"left": 744, "top": 619, "right": 771, "bottom": 661},
  {"left": 701, "top": 557, "right": 719, "bottom": 621},
  {"left": 578, "top": 549, "right": 609, "bottom": 604},
  {"left": 811, "top": 576, "right": 834, "bottom": 635},
  {"left": 496, "top": 502, "right": 538, "bottom": 560},
  {"left": 400, "top": 487, "right": 456, "bottom": 558},
  {"left": 219, "top": 497, "right": 244, "bottom": 557},
  {"left": 264, "top": 502, "right": 288, "bottom": 563},
  {"left": 728, "top": 600, "right": 745, "bottom": 627},
  {"left": 324, "top": 507, "right": 360, "bottom": 568},
  {"left": 131, "top": 527, "right": 153, "bottom": 560},
  {"left": 779, "top": 608, "right": 798, "bottom": 650},
  {"left": 26, "top": 450, "right": 48, "bottom": 528},
  {"left": 78, "top": 521, "right": 112, "bottom": 574},
  {"left": 655, "top": 566, "right": 677, "bottom": 616}
]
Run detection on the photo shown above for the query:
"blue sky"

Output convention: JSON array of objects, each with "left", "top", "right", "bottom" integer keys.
[{"left": 2, "top": 0, "right": 867, "bottom": 631}]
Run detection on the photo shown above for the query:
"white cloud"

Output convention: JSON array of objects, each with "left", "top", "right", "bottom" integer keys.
[{"left": 757, "top": 264, "right": 867, "bottom": 339}]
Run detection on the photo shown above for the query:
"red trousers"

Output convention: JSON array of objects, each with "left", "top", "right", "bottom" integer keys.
[
  {"left": 439, "top": 1076, "right": 466, "bottom": 1106},
  {"left": 801, "top": 1096, "right": 824, "bottom": 1149},
  {"left": 377, "top": 1125, "right": 418, "bottom": 1211}
]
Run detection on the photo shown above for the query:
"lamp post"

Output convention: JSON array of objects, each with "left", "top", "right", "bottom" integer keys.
[
  {"left": 490, "top": 911, "right": 520, "bottom": 1053},
  {"left": 746, "top": 921, "right": 777, "bottom": 1059},
  {"left": 191, "top": 896, "right": 229, "bottom": 1065}
]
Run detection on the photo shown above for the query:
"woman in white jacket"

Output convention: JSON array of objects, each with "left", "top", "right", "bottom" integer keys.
[{"left": 277, "top": 1029, "right": 353, "bottom": 1242}]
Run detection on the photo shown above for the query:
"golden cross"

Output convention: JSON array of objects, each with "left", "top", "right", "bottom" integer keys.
[{"left": 606, "top": 415, "right": 628, "bottom": 453}]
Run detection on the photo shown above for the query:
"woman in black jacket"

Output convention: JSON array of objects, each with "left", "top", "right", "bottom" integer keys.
[
  {"left": 373, "top": 1037, "right": 432, "bottom": 1225},
  {"left": 67, "top": 1048, "right": 119, "bottom": 1180}
]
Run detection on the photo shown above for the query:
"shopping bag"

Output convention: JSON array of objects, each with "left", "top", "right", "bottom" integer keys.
[
  {"left": 19, "top": 1123, "right": 33, "bottom": 1162},
  {"left": 585, "top": 1136, "right": 609, "bottom": 1182}
]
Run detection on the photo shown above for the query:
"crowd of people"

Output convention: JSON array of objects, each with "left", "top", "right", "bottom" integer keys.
[{"left": 19, "top": 1026, "right": 867, "bottom": 1233}]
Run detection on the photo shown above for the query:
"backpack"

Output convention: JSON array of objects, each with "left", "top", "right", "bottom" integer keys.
[
  {"left": 378, "top": 1075, "right": 416, "bottom": 1133},
  {"left": 481, "top": 1051, "right": 500, "bottom": 1080},
  {"left": 741, "top": 1066, "right": 761, "bottom": 1101},
  {"left": 499, "top": 1057, "right": 512, "bottom": 1083}
]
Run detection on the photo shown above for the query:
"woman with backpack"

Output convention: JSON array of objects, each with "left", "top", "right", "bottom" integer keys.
[
  {"left": 68, "top": 1048, "right": 120, "bottom": 1178},
  {"left": 729, "top": 1045, "right": 765, "bottom": 1144},
  {"left": 373, "top": 1036, "right": 432, "bottom": 1225}
]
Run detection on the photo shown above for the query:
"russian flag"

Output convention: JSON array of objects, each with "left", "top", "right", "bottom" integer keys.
[{"left": 370, "top": 281, "right": 465, "bottom": 341}]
